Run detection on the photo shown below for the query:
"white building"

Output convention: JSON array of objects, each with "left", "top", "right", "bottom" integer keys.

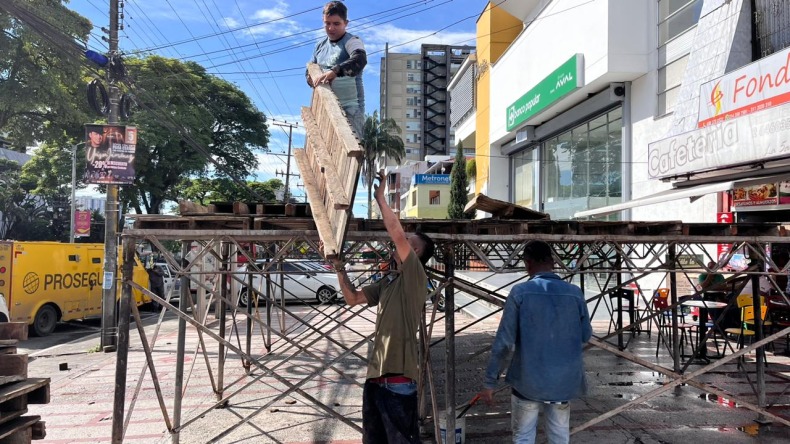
[
  {"left": 76, "top": 196, "right": 106, "bottom": 214},
  {"left": 451, "top": 0, "right": 790, "bottom": 225}
]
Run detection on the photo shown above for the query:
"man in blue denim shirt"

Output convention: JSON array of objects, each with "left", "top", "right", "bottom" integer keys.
[{"left": 481, "top": 240, "right": 592, "bottom": 443}]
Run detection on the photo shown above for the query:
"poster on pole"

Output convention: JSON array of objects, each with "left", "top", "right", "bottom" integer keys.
[
  {"left": 74, "top": 209, "right": 91, "bottom": 238},
  {"left": 84, "top": 124, "right": 137, "bottom": 185}
]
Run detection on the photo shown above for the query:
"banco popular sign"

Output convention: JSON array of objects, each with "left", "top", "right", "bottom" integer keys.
[
  {"left": 648, "top": 101, "right": 790, "bottom": 179},
  {"left": 698, "top": 47, "right": 790, "bottom": 128},
  {"left": 506, "top": 54, "right": 585, "bottom": 131}
]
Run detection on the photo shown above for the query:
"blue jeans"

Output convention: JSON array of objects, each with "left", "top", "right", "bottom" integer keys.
[
  {"left": 362, "top": 380, "right": 420, "bottom": 444},
  {"left": 511, "top": 395, "right": 570, "bottom": 444}
]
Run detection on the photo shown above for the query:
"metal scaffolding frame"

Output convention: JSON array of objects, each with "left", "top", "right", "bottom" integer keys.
[{"left": 111, "top": 222, "right": 790, "bottom": 443}]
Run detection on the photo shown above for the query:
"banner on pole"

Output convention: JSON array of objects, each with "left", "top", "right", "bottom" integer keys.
[
  {"left": 74, "top": 209, "right": 91, "bottom": 238},
  {"left": 84, "top": 124, "right": 137, "bottom": 185}
]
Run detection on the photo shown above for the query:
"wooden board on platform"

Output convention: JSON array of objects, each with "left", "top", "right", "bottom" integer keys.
[
  {"left": 0, "top": 356, "right": 26, "bottom": 381},
  {"left": 297, "top": 63, "right": 364, "bottom": 257},
  {"left": 0, "top": 326, "right": 26, "bottom": 343},
  {"left": 0, "top": 415, "right": 40, "bottom": 442}
]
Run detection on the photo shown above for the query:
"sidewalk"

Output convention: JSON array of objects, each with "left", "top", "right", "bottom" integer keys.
[{"left": 22, "top": 305, "right": 790, "bottom": 443}]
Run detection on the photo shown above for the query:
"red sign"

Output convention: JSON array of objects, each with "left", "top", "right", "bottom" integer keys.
[
  {"left": 717, "top": 212, "right": 733, "bottom": 261},
  {"left": 716, "top": 212, "right": 733, "bottom": 223},
  {"left": 74, "top": 210, "right": 91, "bottom": 238}
]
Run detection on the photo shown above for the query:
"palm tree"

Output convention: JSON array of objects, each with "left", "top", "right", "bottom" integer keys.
[{"left": 360, "top": 111, "right": 405, "bottom": 219}]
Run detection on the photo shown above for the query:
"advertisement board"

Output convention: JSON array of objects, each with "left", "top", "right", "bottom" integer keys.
[
  {"left": 731, "top": 181, "right": 790, "bottom": 208},
  {"left": 698, "top": 48, "right": 790, "bottom": 128},
  {"left": 74, "top": 210, "right": 91, "bottom": 238},
  {"left": 648, "top": 101, "right": 790, "bottom": 179},
  {"left": 506, "top": 54, "right": 584, "bottom": 131},
  {"left": 84, "top": 124, "right": 137, "bottom": 185}
]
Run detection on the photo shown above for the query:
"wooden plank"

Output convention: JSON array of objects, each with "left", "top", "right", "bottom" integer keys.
[
  {"left": 293, "top": 148, "right": 338, "bottom": 256},
  {"left": 0, "top": 356, "right": 26, "bottom": 380},
  {"left": 233, "top": 202, "right": 250, "bottom": 215},
  {"left": 0, "top": 377, "right": 23, "bottom": 387},
  {"left": 0, "top": 416, "right": 39, "bottom": 441},
  {"left": 0, "top": 379, "right": 50, "bottom": 406},
  {"left": 306, "top": 64, "right": 364, "bottom": 158},
  {"left": 178, "top": 201, "right": 209, "bottom": 214},
  {"left": 0, "top": 325, "right": 26, "bottom": 342},
  {"left": 301, "top": 107, "right": 350, "bottom": 209},
  {"left": 0, "top": 410, "right": 25, "bottom": 429},
  {"left": 31, "top": 421, "right": 44, "bottom": 440}
]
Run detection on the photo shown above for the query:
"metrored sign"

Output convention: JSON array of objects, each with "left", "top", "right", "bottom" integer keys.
[{"left": 699, "top": 48, "right": 790, "bottom": 128}]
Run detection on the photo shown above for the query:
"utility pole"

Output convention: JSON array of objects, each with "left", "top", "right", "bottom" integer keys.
[
  {"left": 101, "top": 0, "right": 121, "bottom": 351},
  {"left": 69, "top": 142, "right": 82, "bottom": 243},
  {"left": 272, "top": 121, "right": 299, "bottom": 203}
]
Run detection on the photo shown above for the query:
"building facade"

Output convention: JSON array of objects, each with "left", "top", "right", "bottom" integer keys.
[
  {"left": 450, "top": 0, "right": 790, "bottom": 226},
  {"left": 380, "top": 45, "right": 475, "bottom": 162},
  {"left": 402, "top": 173, "right": 452, "bottom": 219},
  {"left": 380, "top": 52, "right": 424, "bottom": 161}
]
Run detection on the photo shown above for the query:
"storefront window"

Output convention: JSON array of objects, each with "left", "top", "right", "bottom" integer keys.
[
  {"left": 513, "top": 149, "right": 537, "bottom": 209},
  {"left": 541, "top": 107, "right": 623, "bottom": 219}
]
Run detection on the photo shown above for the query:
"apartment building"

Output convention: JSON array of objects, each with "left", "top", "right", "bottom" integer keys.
[{"left": 380, "top": 44, "right": 476, "bottom": 162}]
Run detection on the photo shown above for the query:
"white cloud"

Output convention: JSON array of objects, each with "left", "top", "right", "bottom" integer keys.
[{"left": 239, "top": 0, "right": 309, "bottom": 38}]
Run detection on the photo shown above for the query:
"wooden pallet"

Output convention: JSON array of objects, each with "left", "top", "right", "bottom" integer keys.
[
  {"left": 134, "top": 215, "right": 252, "bottom": 230},
  {"left": 179, "top": 200, "right": 312, "bottom": 218},
  {"left": 0, "top": 324, "right": 49, "bottom": 443},
  {"left": 295, "top": 63, "right": 364, "bottom": 257}
]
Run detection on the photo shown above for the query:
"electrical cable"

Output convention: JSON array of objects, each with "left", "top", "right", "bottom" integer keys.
[{"left": 87, "top": 78, "right": 110, "bottom": 115}]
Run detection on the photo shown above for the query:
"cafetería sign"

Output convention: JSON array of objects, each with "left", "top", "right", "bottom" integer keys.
[
  {"left": 648, "top": 101, "right": 790, "bottom": 179},
  {"left": 505, "top": 54, "right": 584, "bottom": 131},
  {"left": 698, "top": 47, "right": 790, "bottom": 128}
]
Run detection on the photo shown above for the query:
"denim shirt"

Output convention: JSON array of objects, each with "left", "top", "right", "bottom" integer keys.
[{"left": 484, "top": 272, "right": 592, "bottom": 402}]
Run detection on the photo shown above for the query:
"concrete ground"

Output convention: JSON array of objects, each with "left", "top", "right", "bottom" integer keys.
[{"left": 21, "top": 300, "right": 790, "bottom": 444}]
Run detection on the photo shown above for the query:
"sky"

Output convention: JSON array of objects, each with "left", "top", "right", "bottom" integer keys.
[{"left": 66, "top": 0, "right": 483, "bottom": 213}]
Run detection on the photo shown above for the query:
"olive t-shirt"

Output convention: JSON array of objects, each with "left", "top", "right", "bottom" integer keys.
[{"left": 362, "top": 250, "right": 427, "bottom": 381}]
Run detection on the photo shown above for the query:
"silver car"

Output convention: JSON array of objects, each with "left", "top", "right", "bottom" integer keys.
[{"left": 236, "top": 260, "right": 339, "bottom": 306}]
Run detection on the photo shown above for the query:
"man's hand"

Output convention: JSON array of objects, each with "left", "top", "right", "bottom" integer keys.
[
  {"left": 315, "top": 70, "right": 337, "bottom": 86},
  {"left": 479, "top": 388, "right": 496, "bottom": 406},
  {"left": 373, "top": 169, "right": 386, "bottom": 203},
  {"left": 319, "top": 241, "right": 344, "bottom": 271}
]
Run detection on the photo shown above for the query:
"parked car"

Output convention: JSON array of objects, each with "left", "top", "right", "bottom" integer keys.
[
  {"left": 235, "top": 260, "right": 339, "bottom": 306},
  {"left": 152, "top": 262, "right": 181, "bottom": 302}
]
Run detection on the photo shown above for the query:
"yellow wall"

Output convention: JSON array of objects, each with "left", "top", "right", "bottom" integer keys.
[
  {"left": 475, "top": 3, "right": 522, "bottom": 194},
  {"left": 402, "top": 184, "right": 452, "bottom": 219}
]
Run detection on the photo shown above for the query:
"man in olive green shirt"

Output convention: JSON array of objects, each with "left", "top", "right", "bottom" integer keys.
[{"left": 330, "top": 170, "right": 435, "bottom": 443}]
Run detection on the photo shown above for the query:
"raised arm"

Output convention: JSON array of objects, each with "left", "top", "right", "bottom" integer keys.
[
  {"left": 374, "top": 170, "right": 411, "bottom": 263},
  {"left": 322, "top": 244, "right": 368, "bottom": 306}
]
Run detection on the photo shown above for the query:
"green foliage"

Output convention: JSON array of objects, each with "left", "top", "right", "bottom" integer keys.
[
  {"left": 0, "top": 158, "right": 58, "bottom": 240},
  {"left": 177, "top": 177, "right": 284, "bottom": 206},
  {"left": 466, "top": 158, "right": 477, "bottom": 180},
  {"left": 360, "top": 111, "right": 405, "bottom": 218},
  {"left": 123, "top": 56, "right": 270, "bottom": 214},
  {"left": 448, "top": 142, "right": 474, "bottom": 219},
  {"left": 0, "top": 1, "right": 92, "bottom": 150}
]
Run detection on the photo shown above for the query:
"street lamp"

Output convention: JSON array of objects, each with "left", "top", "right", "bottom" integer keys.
[{"left": 70, "top": 142, "right": 85, "bottom": 243}]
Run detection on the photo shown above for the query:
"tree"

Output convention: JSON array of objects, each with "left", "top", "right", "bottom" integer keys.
[
  {"left": 0, "top": 1, "right": 92, "bottom": 150},
  {"left": 448, "top": 142, "right": 474, "bottom": 219},
  {"left": 123, "top": 56, "right": 270, "bottom": 214},
  {"left": 177, "top": 177, "right": 284, "bottom": 206},
  {"left": 0, "top": 158, "right": 55, "bottom": 240},
  {"left": 360, "top": 111, "right": 405, "bottom": 219}
]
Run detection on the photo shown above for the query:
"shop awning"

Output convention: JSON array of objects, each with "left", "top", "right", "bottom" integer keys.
[{"left": 574, "top": 174, "right": 790, "bottom": 219}]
